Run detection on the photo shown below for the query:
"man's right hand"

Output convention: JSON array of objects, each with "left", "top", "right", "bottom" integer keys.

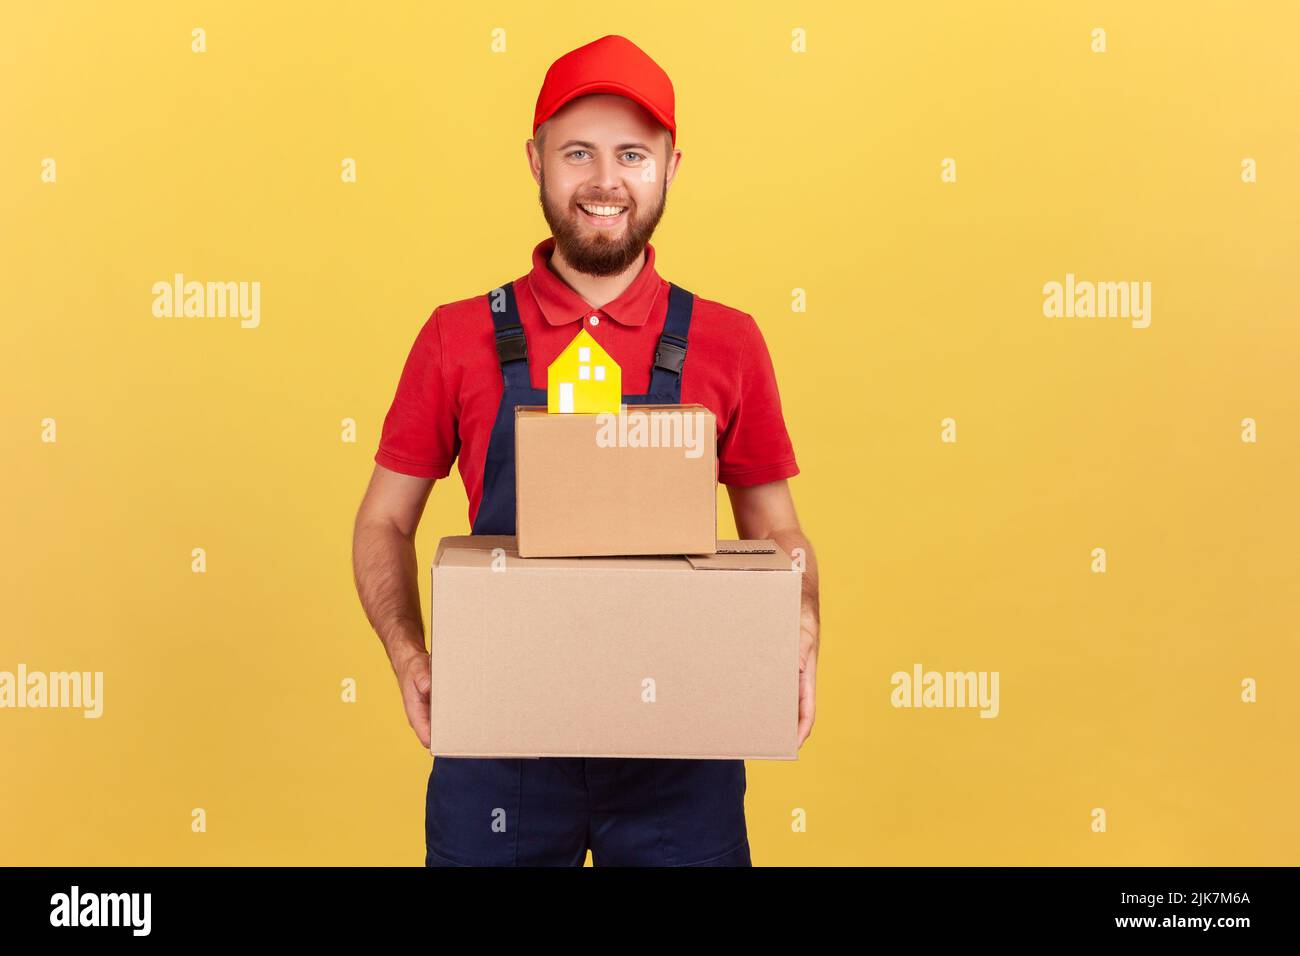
[
  {"left": 393, "top": 649, "right": 433, "bottom": 749},
  {"left": 352, "top": 464, "right": 438, "bottom": 750}
]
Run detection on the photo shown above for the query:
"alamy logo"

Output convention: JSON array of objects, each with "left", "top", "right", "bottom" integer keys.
[
  {"left": 891, "top": 663, "right": 1000, "bottom": 718},
  {"left": 1043, "top": 273, "right": 1151, "bottom": 328},
  {"left": 0, "top": 664, "right": 103, "bottom": 718},
  {"left": 152, "top": 273, "right": 261, "bottom": 328},
  {"left": 594, "top": 405, "right": 707, "bottom": 459},
  {"left": 50, "top": 886, "right": 151, "bottom": 936}
]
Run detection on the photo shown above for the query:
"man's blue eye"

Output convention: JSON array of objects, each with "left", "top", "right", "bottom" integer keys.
[{"left": 566, "top": 150, "right": 645, "bottom": 162}]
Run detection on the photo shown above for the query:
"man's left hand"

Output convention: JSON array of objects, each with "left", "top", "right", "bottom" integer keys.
[{"left": 797, "top": 611, "right": 819, "bottom": 748}]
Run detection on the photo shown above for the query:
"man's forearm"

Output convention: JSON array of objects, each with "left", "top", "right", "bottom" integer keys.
[
  {"left": 770, "top": 527, "right": 820, "bottom": 631},
  {"left": 352, "top": 518, "right": 427, "bottom": 668}
]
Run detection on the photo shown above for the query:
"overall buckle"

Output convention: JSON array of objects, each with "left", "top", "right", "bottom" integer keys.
[
  {"left": 653, "top": 337, "right": 687, "bottom": 375},
  {"left": 495, "top": 326, "right": 527, "bottom": 364}
]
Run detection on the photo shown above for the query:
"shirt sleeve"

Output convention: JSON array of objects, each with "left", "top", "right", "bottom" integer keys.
[
  {"left": 374, "top": 306, "right": 457, "bottom": 479},
  {"left": 716, "top": 314, "right": 800, "bottom": 487}
]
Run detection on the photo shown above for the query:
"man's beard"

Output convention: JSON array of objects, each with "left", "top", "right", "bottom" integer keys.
[{"left": 539, "top": 171, "right": 668, "bottom": 277}]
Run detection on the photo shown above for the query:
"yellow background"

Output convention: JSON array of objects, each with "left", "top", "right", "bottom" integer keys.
[{"left": 3, "top": 1, "right": 1297, "bottom": 865}]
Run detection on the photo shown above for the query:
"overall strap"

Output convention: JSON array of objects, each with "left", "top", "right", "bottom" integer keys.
[
  {"left": 487, "top": 281, "right": 532, "bottom": 390},
  {"left": 648, "top": 283, "right": 695, "bottom": 396}
]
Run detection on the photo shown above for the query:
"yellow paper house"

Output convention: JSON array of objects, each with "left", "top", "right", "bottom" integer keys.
[{"left": 547, "top": 328, "right": 621, "bottom": 414}]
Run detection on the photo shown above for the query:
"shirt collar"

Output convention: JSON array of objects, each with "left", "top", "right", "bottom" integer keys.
[{"left": 526, "top": 236, "right": 662, "bottom": 327}]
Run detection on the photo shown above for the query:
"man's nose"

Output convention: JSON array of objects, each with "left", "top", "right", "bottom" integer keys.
[{"left": 590, "top": 151, "right": 624, "bottom": 192}]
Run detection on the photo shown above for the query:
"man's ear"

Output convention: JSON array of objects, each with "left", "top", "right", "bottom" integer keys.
[
  {"left": 665, "top": 148, "right": 683, "bottom": 190},
  {"left": 526, "top": 139, "right": 543, "bottom": 185}
]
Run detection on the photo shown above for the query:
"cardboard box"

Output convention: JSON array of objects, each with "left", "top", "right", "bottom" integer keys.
[
  {"left": 429, "top": 535, "right": 801, "bottom": 759},
  {"left": 515, "top": 404, "right": 717, "bottom": 557}
]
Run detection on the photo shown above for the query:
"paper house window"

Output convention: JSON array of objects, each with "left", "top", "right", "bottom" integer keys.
[{"left": 547, "top": 328, "right": 621, "bottom": 414}]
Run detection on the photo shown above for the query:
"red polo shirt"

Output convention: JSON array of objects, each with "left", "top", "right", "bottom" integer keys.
[{"left": 375, "top": 236, "right": 799, "bottom": 527}]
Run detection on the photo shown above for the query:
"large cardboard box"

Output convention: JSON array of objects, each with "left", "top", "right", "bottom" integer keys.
[
  {"left": 515, "top": 404, "right": 717, "bottom": 557},
  {"left": 429, "top": 535, "right": 801, "bottom": 759}
]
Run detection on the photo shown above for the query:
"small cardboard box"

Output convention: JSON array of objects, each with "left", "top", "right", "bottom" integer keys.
[
  {"left": 515, "top": 404, "right": 717, "bottom": 558},
  {"left": 429, "top": 535, "right": 801, "bottom": 760}
]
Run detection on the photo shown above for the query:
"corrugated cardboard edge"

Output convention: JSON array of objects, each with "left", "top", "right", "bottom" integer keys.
[
  {"left": 687, "top": 539, "right": 793, "bottom": 571},
  {"left": 715, "top": 540, "right": 777, "bottom": 554}
]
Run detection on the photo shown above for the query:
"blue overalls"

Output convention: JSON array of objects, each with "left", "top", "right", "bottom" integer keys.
[{"left": 424, "top": 279, "right": 751, "bottom": 867}]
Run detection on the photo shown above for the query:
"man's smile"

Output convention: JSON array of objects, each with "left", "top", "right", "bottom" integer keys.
[{"left": 577, "top": 201, "right": 629, "bottom": 228}]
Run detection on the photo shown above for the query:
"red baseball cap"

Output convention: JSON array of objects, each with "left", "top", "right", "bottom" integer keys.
[{"left": 533, "top": 34, "right": 677, "bottom": 146}]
